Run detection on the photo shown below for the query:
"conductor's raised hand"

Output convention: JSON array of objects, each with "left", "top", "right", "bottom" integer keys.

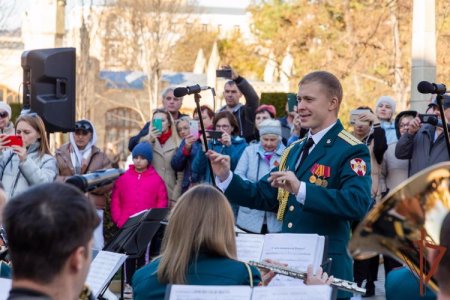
[
  {"left": 268, "top": 171, "right": 300, "bottom": 195},
  {"left": 206, "top": 150, "right": 230, "bottom": 182}
]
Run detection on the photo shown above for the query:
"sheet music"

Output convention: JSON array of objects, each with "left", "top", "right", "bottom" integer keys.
[
  {"left": 0, "top": 278, "right": 11, "bottom": 300},
  {"left": 260, "top": 234, "right": 323, "bottom": 286},
  {"left": 168, "top": 285, "right": 252, "bottom": 300},
  {"left": 252, "top": 285, "right": 332, "bottom": 300},
  {"left": 236, "top": 233, "right": 265, "bottom": 263},
  {"left": 85, "top": 250, "right": 127, "bottom": 297}
]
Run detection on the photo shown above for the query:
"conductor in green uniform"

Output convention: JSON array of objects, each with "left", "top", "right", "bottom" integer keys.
[{"left": 207, "top": 71, "right": 372, "bottom": 300}]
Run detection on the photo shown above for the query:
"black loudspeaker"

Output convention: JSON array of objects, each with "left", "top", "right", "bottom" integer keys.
[{"left": 21, "top": 47, "right": 76, "bottom": 133}]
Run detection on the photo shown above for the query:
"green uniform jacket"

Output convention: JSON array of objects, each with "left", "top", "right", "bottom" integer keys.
[
  {"left": 225, "top": 120, "right": 371, "bottom": 298},
  {"left": 132, "top": 254, "right": 261, "bottom": 300}
]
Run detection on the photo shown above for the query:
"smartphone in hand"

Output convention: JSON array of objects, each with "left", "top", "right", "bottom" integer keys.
[
  {"left": 152, "top": 118, "right": 163, "bottom": 132},
  {"left": 216, "top": 69, "right": 232, "bottom": 79},
  {"left": 206, "top": 130, "right": 223, "bottom": 140},
  {"left": 350, "top": 109, "right": 371, "bottom": 125},
  {"left": 189, "top": 120, "right": 199, "bottom": 137},
  {"left": 4, "top": 135, "right": 23, "bottom": 147}
]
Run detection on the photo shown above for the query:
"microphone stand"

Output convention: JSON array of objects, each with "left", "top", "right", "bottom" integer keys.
[
  {"left": 194, "top": 91, "right": 216, "bottom": 187},
  {"left": 436, "top": 94, "right": 450, "bottom": 158}
]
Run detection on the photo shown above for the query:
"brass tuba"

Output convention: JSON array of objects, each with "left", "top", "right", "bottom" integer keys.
[{"left": 349, "top": 161, "right": 450, "bottom": 293}]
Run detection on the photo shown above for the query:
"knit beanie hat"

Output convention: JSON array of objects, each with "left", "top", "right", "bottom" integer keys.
[
  {"left": 259, "top": 119, "right": 282, "bottom": 137},
  {"left": 376, "top": 96, "right": 397, "bottom": 114},
  {"left": 132, "top": 142, "right": 153, "bottom": 163},
  {"left": 256, "top": 104, "right": 277, "bottom": 118},
  {"left": 0, "top": 102, "right": 12, "bottom": 117}
]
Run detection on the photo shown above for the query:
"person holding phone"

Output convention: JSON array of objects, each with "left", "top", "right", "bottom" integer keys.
[
  {"left": 171, "top": 117, "right": 202, "bottom": 194},
  {"left": 128, "top": 88, "right": 188, "bottom": 153},
  {"left": 146, "top": 109, "right": 183, "bottom": 206},
  {"left": 192, "top": 111, "right": 247, "bottom": 214},
  {"left": 0, "top": 102, "right": 14, "bottom": 135},
  {"left": 396, "top": 95, "right": 450, "bottom": 176},
  {"left": 0, "top": 114, "right": 57, "bottom": 201},
  {"left": 217, "top": 66, "right": 259, "bottom": 143}
]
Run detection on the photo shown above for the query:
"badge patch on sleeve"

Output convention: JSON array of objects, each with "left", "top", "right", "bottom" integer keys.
[{"left": 350, "top": 158, "right": 367, "bottom": 176}]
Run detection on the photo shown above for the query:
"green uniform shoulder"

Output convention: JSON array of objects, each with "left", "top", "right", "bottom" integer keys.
[{"left": 338, "top": 130, "right": 363, "bottom": 146}]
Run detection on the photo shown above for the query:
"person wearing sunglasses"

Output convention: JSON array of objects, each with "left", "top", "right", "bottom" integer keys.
[
  {"left": 0, "top": 114, "right": 57, "bottom": 201},
  {"left": 0, "top": 102, "right": 14, "bottom": 135},
  {"left": 55, "top": 119, "right": 112, "bottom": 250}
]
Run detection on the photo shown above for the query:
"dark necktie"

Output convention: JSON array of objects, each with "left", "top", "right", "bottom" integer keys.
[{"left": 296, "top": 137, "right": 314, "bottom": 171}]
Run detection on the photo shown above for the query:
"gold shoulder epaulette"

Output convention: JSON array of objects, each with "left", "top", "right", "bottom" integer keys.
[{"left": 338, "top": 130, "right": 362, "bottom": 146}]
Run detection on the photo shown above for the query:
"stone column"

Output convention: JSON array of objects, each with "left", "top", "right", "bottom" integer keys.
[{"left": 411, "top": 0, "right": 436, "bottom": 112}]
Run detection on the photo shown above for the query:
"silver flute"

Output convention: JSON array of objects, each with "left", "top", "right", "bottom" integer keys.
[{"left": 248, "top": 260, "right": 366, "bottom": 295}]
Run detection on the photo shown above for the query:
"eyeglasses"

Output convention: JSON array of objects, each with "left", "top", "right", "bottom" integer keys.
[
  {"left": 0, "top": 111, "right": 8, "bottom": 119},
  {"left": 399, "top": 123, "right": 409, "bottom": 128},
  {"left": 215, "top": 125, "right": 230, "bottom": 130}
]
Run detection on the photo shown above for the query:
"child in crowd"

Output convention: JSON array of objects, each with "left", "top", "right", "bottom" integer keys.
[
  {"left": 111, "top": 141, "right": 168, "bottom": 291},
  {"left": 111, "top": 141, "right": 168, "bottom": 228}
]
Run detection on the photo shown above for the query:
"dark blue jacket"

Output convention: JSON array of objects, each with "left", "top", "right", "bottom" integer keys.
[
  {"left": 170, "top": 139, "right": 202, "bottom": 194},
  {"left": 192, "top": 136, "right": 247, "bottom": 184}
]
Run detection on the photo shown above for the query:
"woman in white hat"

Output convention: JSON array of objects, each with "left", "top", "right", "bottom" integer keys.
[
  {"left": 234, "top": 119, "right": 285, "bottom": 233},
  {"left": 0, "top": 102, "right": 14, "bottom": 135}
]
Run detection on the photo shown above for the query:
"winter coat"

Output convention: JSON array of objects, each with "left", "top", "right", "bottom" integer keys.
[
  {"left": 234, "top": 143, "right": 285, "bottom": 233},
  {"left": 218, "top": 77, "right": 259, "bottom": 143},
  {"left": 170, "top": 139, "right": 202, "bottom": 194},
  {"left": 380, "top": 142, "right": 409, "bottom": 195},
  {"left": 149, "top": 133, "right": 183, "bottom": 202},
  {"left": 192, "top": 136, "right": 247, "bottom": 184},
  {"left": 110, "top": 165, "right": 168, "bottom": 228},
  {"left": 0, "top": 122, "right": 15, "bottom": 135},
  {"left": 55, "top": 143, "right": 112, "bottom": 209},
  {"left": 395, "top": 124, "right": 449, "bottom": 176},
  {"left": 0, "top": 142, "right": 57, "bottom": 200}
]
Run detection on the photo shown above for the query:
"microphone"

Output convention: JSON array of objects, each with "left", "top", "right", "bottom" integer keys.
[
  {"left": 66, "top": 168, "right": 124, "bottom": 193},
  {"left": 417, "top": 81, "right": 447, "bottom": 94},
  {"left": 173, "top": 84, "right": 211, "bottom": 97}
]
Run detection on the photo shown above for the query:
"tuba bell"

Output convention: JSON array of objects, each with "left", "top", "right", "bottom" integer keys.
[{"left": 349, "top": 161, "right": 450, "bottom": 293}]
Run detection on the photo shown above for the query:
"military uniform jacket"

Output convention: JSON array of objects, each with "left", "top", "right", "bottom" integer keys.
[{"left": 224, "top": 120, "right": 371, "bottom": 298}]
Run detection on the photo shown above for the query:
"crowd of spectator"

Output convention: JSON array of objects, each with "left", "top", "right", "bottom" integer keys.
[{"left": 1, "top": 65, "right": 450, "bottom": 300}]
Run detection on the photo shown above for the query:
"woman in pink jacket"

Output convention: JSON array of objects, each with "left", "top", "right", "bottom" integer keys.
[{"left": 111, "top": 141, "right": 168, "bottom": 228}]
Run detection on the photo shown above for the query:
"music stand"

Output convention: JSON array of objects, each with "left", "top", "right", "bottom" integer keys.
[{"left": 103, "top": 208, "right": 169, "bottom": 299}]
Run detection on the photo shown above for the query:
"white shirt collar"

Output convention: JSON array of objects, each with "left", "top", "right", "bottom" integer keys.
[{"left": 307, "top": 121, "right": 337, "bottom": 145}]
